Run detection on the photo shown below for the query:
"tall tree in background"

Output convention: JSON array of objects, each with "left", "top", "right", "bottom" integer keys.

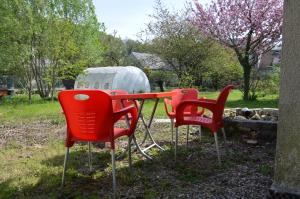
[
  {"left": 0, "top": 0, "right": 103, "bottom": 101},
  {"left": 99, "top": 32, "right": 127, "bottom": 66},
  {"left": 193, "top": 0, "right": 283, "bottom": 100},
  {"left": 144, "top": 0, "right": 241, "bottom": 89},
  {"left": 124, "top": 39, "right": 152, "bottom": 54},
  {"left": 146, "top": 1, "right": 207, "bottom": 80}
]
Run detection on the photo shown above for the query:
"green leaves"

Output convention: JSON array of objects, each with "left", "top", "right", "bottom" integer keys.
[
  {"left": 144, "top": 1, "right": 242, "bottom": 90},
  {"left": 0, "top": 0, "right": 103, "bottom": 98}
]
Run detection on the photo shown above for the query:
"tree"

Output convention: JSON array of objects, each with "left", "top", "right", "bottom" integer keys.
[
  {"left": 144, "top": 0, "right": 242, "bottom": 89},
  {"left": 145, "top": 67, "right": 177, "bottom": 91},
  {"left": 0, "top": 0, "right": 103, "bottom": 101},
  {"left": 201, "top": 42, "right": 243, "bottom": 90},
  {"left": 99, "top": 32, "right": 127, "bottom": 66},
  {"left": 145, "top": 0, "right": 208, "bottom": 80},
  {"left": 124, "top": 39, "right": 152, "bottom": 54},
  {"left": 193, "top": 0, "right": 283, "bottom": 100},
  {"left": 45, "top": 0, "right": 103, "bottom": 97},
  {"left": 0, "top": 0, "right": 35, "bottom": 102}
]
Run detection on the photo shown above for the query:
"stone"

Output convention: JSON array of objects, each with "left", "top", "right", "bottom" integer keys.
[
  {"left": 236, "top": 108, "right": 242, "bottom": 116},
  {"left": 241, "top": 107, "right": 253, "bottom": 118},
  {"left": 224, "top": 109, "right": 236, "bottom": 118},
  {"left": 251, "top": 112, "right": 261, "bottom": 120},
  {"left": 234, "top": 115, "right": 247, "bottom": 120},
  {"left": 246, "top": 139, "right": 258, "bottom": 145},
  {"left": 261, "top": 115, "right": 273, "bottom": 121}
]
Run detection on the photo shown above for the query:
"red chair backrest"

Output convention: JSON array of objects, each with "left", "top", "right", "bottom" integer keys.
[
  {"left": 171, "top": 88, "right": 199, "bottom": 113},
  {"left": 58, "top": 90, "right": 114, "bottom": 142},
  {"left": 212, "top": 85, "right": 234, "bottom": 125},
  {"left": 108, "top": 90, "right": 133, "bottom": 111}
]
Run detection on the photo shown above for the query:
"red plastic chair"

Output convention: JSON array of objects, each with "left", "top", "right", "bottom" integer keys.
[
  {"left": 58, "top": 90, "right": 138, "bottom": 197},
  {"left": 174, "top": 85, "right": 234, "bottom": 165},
  {"left": 163, "top": 88, "right": 204, "bottom": 145}
]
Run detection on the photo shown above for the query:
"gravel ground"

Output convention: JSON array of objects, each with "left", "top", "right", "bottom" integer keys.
[{"left": 0, "top": 120, "right": 64, "bottom": 148}]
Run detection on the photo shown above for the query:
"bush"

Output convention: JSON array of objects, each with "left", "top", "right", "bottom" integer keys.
[
  {"left": 201, "top": 43, "right": 243, "bottom": 90},
  {"left": 144, "top": 67, "right": 178, "bottom": 91},
  {"left": 178, "top": 72, "right": 196, "bottom": 88},
  {"left": 256, "top": 67, "right": 280, "bottom": 97}
]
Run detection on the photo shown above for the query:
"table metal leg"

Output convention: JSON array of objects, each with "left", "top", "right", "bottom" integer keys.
[
  {"left": 140, "top": 99, "right": 164, "bottom": 150},
  {"left": 132, "top": 99, "right": 154, "bottom": 159},
  {"left": 118, "top": 98, "right": 164, "bottom": 160},
  {"left": 139, "top": 113, "right": 148, "bottom": 145},
  {"left": 148, "top": 98, "right": 159, "bottom": 128},
  {"left": 139, "top": 98, "right": 158, "bottom": 145},
  {"left": 132, "top": 134, "right": 152, "bottom": 160}
]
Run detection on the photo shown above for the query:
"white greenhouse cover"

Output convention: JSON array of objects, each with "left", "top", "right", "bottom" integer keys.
[{"left": 74, "top": 66, "right": 151, "bottom": 93}]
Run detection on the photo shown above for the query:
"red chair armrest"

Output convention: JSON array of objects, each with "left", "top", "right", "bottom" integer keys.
[
  {"left": 113, "top": 106, "right": 138, "bottom": 135},
  {"left": 113, "top": 106, "right": 136, "bottom": 122},
  {"left": 197, "top": 97, "right": 208, "bottom": 115},
  {"left": 176, "top": 100, "right": 218, "bottom": 126},
  {"left": 177, "top": 100, "right": 217, "bottom": 114},
  {"left": 163, "top": 98, "right": 172, "bottom": 115},
  {"left": 198, "top": 98, "right": 217, "bottom": 103}
]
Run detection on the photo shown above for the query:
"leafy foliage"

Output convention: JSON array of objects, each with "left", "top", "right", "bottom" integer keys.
[
  {"left": 144, "top": 1, "right": 242, "bottom": 90},
  {"left": 249, "top": 67, "right": 280, "bottom": 99},
  {"left": 201, "top": 43, "right": 243, "bottom": 90},
  {"left": 145, "top": 68, "right": 177, "bottom": 91},
  {"left": 99, "top": 32, "right": 127, "bottom": 66},
  {"left": 0, "top": 0, "right": 103, "bottom": 100},
  {"left": 178, "top": 72, "right": 196, "bottom": 88},
  {"left": 145, "top": 1, "right": 208, "bottom": 80}
]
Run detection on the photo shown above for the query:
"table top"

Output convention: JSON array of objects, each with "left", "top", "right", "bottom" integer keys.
[{"left": 110, "top": 92, "right": 173, "bottom": 100}]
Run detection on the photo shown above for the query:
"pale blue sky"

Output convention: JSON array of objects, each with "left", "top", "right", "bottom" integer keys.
[{"left": 93, "top": 0, "right": 211, "bottom": 39}]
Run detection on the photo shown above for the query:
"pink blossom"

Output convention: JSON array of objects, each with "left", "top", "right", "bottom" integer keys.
[{"left": 192, "top": 0, "right": 283, "bottom": 56}]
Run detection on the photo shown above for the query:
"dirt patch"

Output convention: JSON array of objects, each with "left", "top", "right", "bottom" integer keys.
[{"left": 0, "top": 120, "right": 65, "bottom": 148}]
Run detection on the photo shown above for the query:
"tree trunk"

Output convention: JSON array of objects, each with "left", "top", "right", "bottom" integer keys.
[
  {"left": 243, "top": 64, "right": 251, "bottom": 100},
  {"left": 158, "top": 80, "right": 164, "bottom": 92},
  {"left": 26, "top": 66, "right": 33, "bottom": 104},
  {"left": 28, "top": 80, "right": 32, "bottom": 104},
  {"left": 50, "top": 64, "right": 57, "bottom": 102}
]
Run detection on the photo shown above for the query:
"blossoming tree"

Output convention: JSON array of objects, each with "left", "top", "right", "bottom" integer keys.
[{"left": 193, "top": 0, "right": 283, "bottom": 100}]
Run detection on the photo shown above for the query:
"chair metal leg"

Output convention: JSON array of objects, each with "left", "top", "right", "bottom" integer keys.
[
  {"left": 199, "top": 125, "right": 202, "bottom": 142},
  {"left": 61, "top": 147, "right": 69, "bottom": 188},
  {"left": 171, "top": 119, "right": 174, "bottom": 144},
  {"left": 186, "top": 125, "right": 190, "bottom": 147},
  {"left": 175, "top": 127, "right": 179, "bottom": 162},
  {"left": 111, "top": 149, "right": 116, "bottom": 198},
  {"left": 213, "top": 132, "right": 221, "bottom": 166},
  {"left": 221, "top": 127, "right": 227, "bottom": 152},
  {"left": 128, "top": 136, "right": 132, "bottom": 170},
  {"left": 88, "top": 142, "right": 92, "bottom": 172}
]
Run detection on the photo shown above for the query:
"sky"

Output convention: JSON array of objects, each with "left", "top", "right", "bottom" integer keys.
[{"left": 93, "top": 0, "right": 211, "bottom": 40}]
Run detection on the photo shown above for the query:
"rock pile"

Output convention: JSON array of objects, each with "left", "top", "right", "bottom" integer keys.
[{"left": 224, "top": 108, "right": 278, "bottom": 122}]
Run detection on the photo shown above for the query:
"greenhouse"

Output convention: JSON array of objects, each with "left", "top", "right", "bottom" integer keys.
[{"left": 74, "top": 66, "right": 151, "bottom": 93}]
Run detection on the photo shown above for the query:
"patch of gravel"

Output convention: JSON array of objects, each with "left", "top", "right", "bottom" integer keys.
[
  {"left": 0, "top": 120, "right": 65, "bottom": 148},
  {"left": 189, "top": 164, "right": 273, "bottom": 198}
]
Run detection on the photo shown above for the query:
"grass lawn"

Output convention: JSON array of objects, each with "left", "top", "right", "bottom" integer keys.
[{"left": 0, "top": 90, "right": 278, "bottom": 124}]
